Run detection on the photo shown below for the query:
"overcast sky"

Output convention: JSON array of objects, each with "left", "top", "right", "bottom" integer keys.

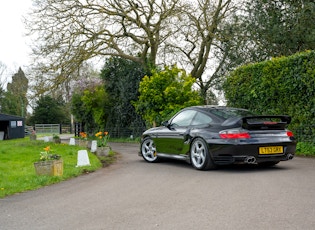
[{"left": 0, "top": 0, "right": 32, "bottom": 76}]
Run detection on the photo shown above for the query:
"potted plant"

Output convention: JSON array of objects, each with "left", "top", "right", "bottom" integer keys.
[
  {"left": 53, "top": 134, "right": 61, "bottom": 143},
  {"left": 34, "top": 146, "right": 63, "bottom": 176},
  {"left": 95, "top": 131, "right": 111, "bottom": 156},
  {"left": 78, "top": 132, "right": 88, "bottom": 147}
]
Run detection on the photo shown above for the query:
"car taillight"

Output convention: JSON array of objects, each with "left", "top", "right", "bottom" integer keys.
[
  {"left": 219, "top": 130, "right": 251, "bottom": 139},
  {"left": 287, "top": 131, "right": 294, "bottom": 137}
]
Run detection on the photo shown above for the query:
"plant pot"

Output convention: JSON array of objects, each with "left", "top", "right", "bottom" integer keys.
[
  {"left": 30, "top": 135, "right": 37, "bottom": 141},
  {"left": 78, "top": 140, "right": 88, "bottom": 147},
  {"left": 34, "top": 160, "right": 63, "bottom": 176},
  {"left": 54, "top": 138, "right": 61, "bottom": 143},
  {"left": 96, "top": 146, "right": 111, "bottom": 157}
]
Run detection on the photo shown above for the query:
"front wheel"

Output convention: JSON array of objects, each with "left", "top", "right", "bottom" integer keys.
[
  {"left": 140, "top": 137, "right": 159, "bottom": 163},
  {"left": 190, "top": 138, "right": 216, "bottom": 170}
]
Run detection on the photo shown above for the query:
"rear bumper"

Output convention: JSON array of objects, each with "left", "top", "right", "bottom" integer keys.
[
  {"left": 208, "top": 142, "right": 296, "bottom": 165},
  {"left": 212, "top": 153, "right": 294, "bottom": 165}
]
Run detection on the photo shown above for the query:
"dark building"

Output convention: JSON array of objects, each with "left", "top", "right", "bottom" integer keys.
[{"left": 0, "top": 113, "right": 25, "bottom": 140}]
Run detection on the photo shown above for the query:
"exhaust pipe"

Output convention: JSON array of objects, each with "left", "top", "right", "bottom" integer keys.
[
  {"left": 244, "top": 156, "right": 257, "bottom": 164},
  {"left": 287, "top": 154, "right": 294, "bottom": 160}
]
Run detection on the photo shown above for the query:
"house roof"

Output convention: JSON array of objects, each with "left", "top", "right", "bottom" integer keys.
[{"left": 0, "top": 113, "right": 24, "bottom": 121}]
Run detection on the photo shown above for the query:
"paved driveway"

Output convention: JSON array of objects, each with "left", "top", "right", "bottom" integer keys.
[{"left": 1, "top": 142, "right": 315, "bottom": 229}]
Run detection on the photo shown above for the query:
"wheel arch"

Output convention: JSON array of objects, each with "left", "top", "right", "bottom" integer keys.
[{"left": 188, "top": 136, "right": 213, "bottom": 157}]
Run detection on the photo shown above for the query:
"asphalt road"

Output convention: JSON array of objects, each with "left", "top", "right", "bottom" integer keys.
[{"left": 1, "top": 142, "right": 315, "bottom": 230}]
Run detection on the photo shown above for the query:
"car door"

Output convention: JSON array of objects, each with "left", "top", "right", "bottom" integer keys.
[{"left": 154, "top": 110, "right": 197, "bottom": 155}]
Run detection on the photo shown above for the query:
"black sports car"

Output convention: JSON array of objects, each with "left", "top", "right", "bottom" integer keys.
[{"left": 139, "top": 106, "right": 296, "bottom": 170}]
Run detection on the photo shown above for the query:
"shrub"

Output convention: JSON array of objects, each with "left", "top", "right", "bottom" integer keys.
[{"left": 223, "top": 50, "right": 315, "bottom": 141}]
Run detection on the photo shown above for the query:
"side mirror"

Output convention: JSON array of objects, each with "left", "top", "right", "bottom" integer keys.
[{"left": 161, "top": 121, "right": 170, "bottom": 127}]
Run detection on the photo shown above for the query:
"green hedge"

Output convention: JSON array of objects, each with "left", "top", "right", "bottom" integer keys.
[{"left": 223, "top": 50, "right": 315, "bottom": 141}]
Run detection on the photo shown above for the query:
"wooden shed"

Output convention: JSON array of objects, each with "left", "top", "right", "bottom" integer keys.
[{"left": 0, "top": 113, "right": 25, "bottom": 140}]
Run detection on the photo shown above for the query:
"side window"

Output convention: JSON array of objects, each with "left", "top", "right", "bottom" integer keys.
[
  {"left": 171, "top": 110, "right": 197, "bottom": 127},
  {"left": 191, "top": 112, "right": 213, "bottom": 125}
]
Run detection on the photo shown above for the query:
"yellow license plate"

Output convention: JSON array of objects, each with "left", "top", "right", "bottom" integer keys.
[{"left": 259, "top": 146, "right": 283, "bottom": 154}]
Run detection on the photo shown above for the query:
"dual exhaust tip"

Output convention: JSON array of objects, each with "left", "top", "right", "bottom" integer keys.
[{"left": 244, "top": 156, "right": 256, "bottom": 164}]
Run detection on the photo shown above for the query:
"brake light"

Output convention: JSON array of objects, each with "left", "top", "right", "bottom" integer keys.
[
  {"left": 263, "top": 121, "right": 277, "bottom": 125},
  {"left": 219, "top": 131, "right": 251, "bottom": 139},
  {"left": 287, "top": 131, "right": 294, "bottom": 137}
]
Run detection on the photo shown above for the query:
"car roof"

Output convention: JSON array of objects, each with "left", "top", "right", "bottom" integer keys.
[
  {"left": 184, "top": 105, "right": 253, "bottom": 120},
  {"left": 187, "top": 105, "right": 247, "bottom": 110},
  {"left": 186, "top": 105, "right": 249, "bottom": 112}
]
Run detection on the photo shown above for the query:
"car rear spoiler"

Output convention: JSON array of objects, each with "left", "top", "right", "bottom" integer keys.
[{"left": 241, "top": 115, "right": 291, "bottom": 130}]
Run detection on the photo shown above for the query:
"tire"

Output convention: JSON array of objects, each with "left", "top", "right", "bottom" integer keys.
[
  {"left": 140, "top": 137, "right": 159, "bottom": 163},
  {"left": 190, "top": 138, "right": 216, "bottom": 170}
]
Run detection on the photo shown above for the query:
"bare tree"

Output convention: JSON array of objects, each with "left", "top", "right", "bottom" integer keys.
[
  {"left": 25, "top": 0, "right": 241, "bottom": 102},
  {"left": 0, "top": 61, "right": 8, "bottom": 87},
  {"left": 25, "top": 0, "right": 183, "bottom": 87},
  {"left": 165, "top": 0, "right": 240, "bottom": 102}
]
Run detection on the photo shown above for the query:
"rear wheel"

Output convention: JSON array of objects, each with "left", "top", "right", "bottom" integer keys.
[
  {"left": 140, "top": 137, "right": 159, "bottom": 163},
  {"left": 190, "top": 138, "right": 216, "bottom": 170}
]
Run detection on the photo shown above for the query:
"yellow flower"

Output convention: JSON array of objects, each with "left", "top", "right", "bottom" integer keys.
[
  {"left": 95, "top": 132, "right": 103, "bottom": 137},
  {"left": 95, "top": 131, "right": 110, "bottom": 147}
]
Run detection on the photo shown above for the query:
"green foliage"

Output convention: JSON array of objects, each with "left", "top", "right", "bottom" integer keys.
[
  {"left": 100, "top": 57, "right": 148, "bottom": 137},
  {"left": 71, "top": 92, "right": 93, "bottom": 124},
  {"left": 81, "top": 86, "right": 108, "bottom": 129},
  {"left": 29, "top": 95, "right": 69, "bottom": 125},
  {"left": 241, "top": 0, "right": 315, "bottom": 60},
  {"left": 134, "top": 66, "right": 203, "bottom": 126},
  {"left": 223, "top": 50, "right": 315, "bottom": 140},
  {"left": 1, "top": 68, "right": 28, "bottom": 116},
  {"left": 1, "top": 92, "right": 20, "bottom": 115},
  {"left": 296, "top": 142, "right": 315, "bottom": 157},
  {"left": 71, "top": 79, "right": 110, "bottom": 133},
  {"left": 0, "top": 138, "right": 102, "bottom": 198}
]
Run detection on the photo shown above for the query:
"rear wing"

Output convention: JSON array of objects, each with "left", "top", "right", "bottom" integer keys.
[{"left": 241, "top": 115, "right": 291, "bottom": 130}]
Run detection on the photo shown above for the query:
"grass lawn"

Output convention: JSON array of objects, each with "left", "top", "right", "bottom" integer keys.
[{"left": 0, "top": 137, "right": 104, "bottom": 198}]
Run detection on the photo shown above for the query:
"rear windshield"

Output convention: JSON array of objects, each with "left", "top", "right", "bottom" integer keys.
[{"left": 208, "top": 108, "right": 255, "bottom": 120}]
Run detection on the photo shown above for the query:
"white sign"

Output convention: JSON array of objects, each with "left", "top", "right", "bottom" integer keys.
[
  {"left": 69, "top": 138, "right": 76, "bottom": 145},
  {"left": 91, "top": 140, "right": 97, "bottom": 153},
  {"left": 76, "top": 150, "right": 90, "bottom": 167}
]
